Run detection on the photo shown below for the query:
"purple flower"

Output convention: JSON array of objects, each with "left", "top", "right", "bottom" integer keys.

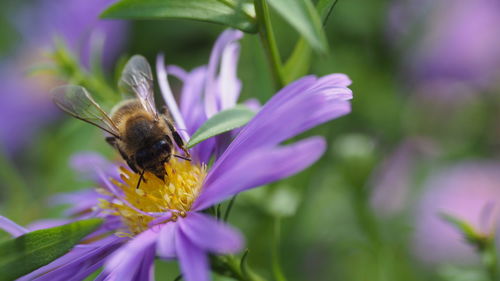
[
  {"left": 0, "top": 66, "right": 55, "bottom": 152},
  {"left": 13, "top": 0, "right": 127, "bottom": 67},
  {"left": 412, "top": 161, "right": 500, "bottom": 265},
  {"left": 0, "top": 0, "right": 127, "bottom": 152},
  {"left": 369, "top": 138, "right": 438, "bottom": 217},
  {"left": 1, "top": 30, "right": 353, "bottom": 281},
  {"left": 390, "top": 0, "right": 500, "bottom": 87},
  {"left": 157, "top": 29, "right": 245, "bottom": 162}
]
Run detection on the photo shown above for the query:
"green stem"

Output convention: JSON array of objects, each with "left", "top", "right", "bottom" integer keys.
[
  {"left": 212, "top": 255, "right": 267, "bottom": 281},
  {"left": 480, "top": 239, "right": 498, "bottom": 281},
  {"left": 254, "top": 0, "right": 285, "bottom": 89},
  {"left": 350, "top": 185, "right": 385, "bottom": 281},
  {"left": 271, "top": 217, "right": 287, "bottom": 281},
  {"left": 351, "top": 184, "right": 380, "bottom": 246},
  {"left": 223, "top": 195, "right": 238, "bottom": 222}
]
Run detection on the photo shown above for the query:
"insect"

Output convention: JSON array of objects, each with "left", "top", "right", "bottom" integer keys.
[{"left": 52, "top": 55, "right": 191, "bottom": 188}]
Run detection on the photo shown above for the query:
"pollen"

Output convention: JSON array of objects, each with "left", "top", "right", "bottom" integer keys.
[{"left": 98, "top": 158, "right": 207, "bottom": 235}]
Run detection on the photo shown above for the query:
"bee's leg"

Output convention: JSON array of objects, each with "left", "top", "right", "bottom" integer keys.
[
  {"left": 158, "top": 158, "right": 169, "bottom": 182},
  {"left": 173, "top": 154, "right": 191, "bottom": 161},
  {"left": 164, "top": 117, "right": 191, "bottom": 159},
  {"left": 136, "top": 169, "right": 146, "bottom": 189}
]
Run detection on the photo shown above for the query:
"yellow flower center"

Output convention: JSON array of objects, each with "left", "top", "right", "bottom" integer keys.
[{"left": 98, "top": 158, "right": 206, "bottom": 235}]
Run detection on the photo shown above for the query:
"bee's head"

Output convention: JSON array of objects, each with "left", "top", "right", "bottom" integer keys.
[{"left": 135, "top": 137, "right": 173, "bottom": 172}]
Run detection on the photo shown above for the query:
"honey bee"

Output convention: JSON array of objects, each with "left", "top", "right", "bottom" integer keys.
[{"left": 52, "top": 55, "right": 191, "bottom": 187}]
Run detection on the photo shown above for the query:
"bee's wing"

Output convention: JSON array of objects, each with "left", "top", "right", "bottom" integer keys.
[
  {"left": 119, "top": 55, "right": 158, "bottom": 119},
  {"left": 52, "top": 85, "right": 121, "bottom": 138}
]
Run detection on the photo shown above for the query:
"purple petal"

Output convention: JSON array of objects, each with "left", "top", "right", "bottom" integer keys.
[
  {"left": 135, "top": 246, "right": 156, "bottom": 281},
  {"left": 169, "top": 65, "right": 216, "bottom": 163},
  {"left": 231, "top": 84, "right": 351, "bottom": 150},
  {"left": 0, "top": 215, "right": 28, "bottom": 237},
  {"left": 218, "top": 42, "right": 242, "bottom": 110},
  {"left": 204, "top": 29, "right": 243, "bottom": 117},
  {"left": 156, "top": 53, "right": 189, "bottom": 141},
  {"left": 179, "top": 212, "right": 243, "bottom": 254},
  {"left": 70, "top": 152, "right": 119, "bottom": 181},
  {"left": 156, "top": 222, "right": 177, "bottom": 259},
  {"left": 318, "top": 87, "right": 353, "bottom": 101},
  {"left": 50, "top": 189, "right": 102, "bottom": 216},
  {"left": 166, "top": 65, "right": 188, "bottom": 81},
  {"left": 88, "top": 216, "right": 124, "bottom": 239},
  {"left": 104, "top": 229, "right": 159, "bottom": 281},
  {"left": 50, "top": 189, "right": 100, "bottom": 205},
  {"left": 204, "top": 75, "right": 351, "bottom": 187},
  {"left": 178, "top": 66, "right": 208, "bottom": 135},
  {"left": 212, "top": 132, "right": 233, "bottom": 160},
  {"left": 209, "top": 76, "right": 316, "bottom": 166},
  {"left": 68, "top": 255, "right": 108, "bottom": 281},
  {"left": 255, "top": 75, "right": 317, "bottom": 110},
  {"left": 191, "top": 137, "right": 216, "bottom": 165},
  {"left": 175, "top": 231, "right": 210, "bottom": 281},
  {"left": 243, "top": 98, "right": 261, "bottom": 112},
  {"left": 194, "top": 137, "right": 326, "bottom": 210},
  {"left": 311, "top": 73, "right": 353, "bottom": 89}
]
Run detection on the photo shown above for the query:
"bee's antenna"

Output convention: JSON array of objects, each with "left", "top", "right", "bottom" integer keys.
[
  {"left": 136, "top": 170, "right": 146, "bottom": 189},
  {"left": 173, "top": 154, "right": 191, "bottom": 161}
]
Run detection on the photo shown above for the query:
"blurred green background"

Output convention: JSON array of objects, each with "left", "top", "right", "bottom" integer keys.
[{"left": 1, "top": 0, "right": 500, "bottom": 280}]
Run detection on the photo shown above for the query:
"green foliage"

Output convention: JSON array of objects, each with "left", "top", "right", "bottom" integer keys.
[
  {"left": 440, "top": 213, "right": 483, "bottom": 247},
  {"left": 187, "top": 105, "right": 256, "bottom": 148},
  {"left": 441, "top": 213, "right": 499, "bottom": 279},
  {"left": 101, "top": 0, "right": 258, "bottom": 33},
  {"left": 50, "top": 39, "right": 119, "bottom": 105},
  {"left": 0, "top": 219, "right": 103, "bottom": 281},
  {"left": 283, "top": 0, "right": 337, "bottom": 83},
  {"left": 283, "top": 39, "right": 310, "bottom": 84},
  {"left": 267, "top": 0, "right": 328, "bottom": 53},
  {"left": 438, "top": 266, "right": 489, "bottom": 281}
]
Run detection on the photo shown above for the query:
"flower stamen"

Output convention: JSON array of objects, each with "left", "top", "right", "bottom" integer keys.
[{"left": 99, "top": 158, "right": 206, "bottom": 235}]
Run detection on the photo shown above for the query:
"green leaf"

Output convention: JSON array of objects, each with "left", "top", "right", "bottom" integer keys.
[
  {"left": 440, "top": 213, "right": 481, "bottom": 244},
  {"left": 239, "top": 249, "right": 250, "bottom": 279},
  {"left": 283, "top": 0, "right": 338, "bottom": 83},
  {"left": 0, "top": 218, "right": 103, "bottom": 281},
  {"left": 187, "top": 106, "right": 255, "bottom": 148},
  {"left": 316, "top": 0, "right": 339, "bottom": 21},
  {"left": 283, "top": 39, "right": 311, "bottom": 84},
  {"left": 101, "top": 0, "right": 258, "bottom": 33},
  {"left": 268, "top": 0, "right": 328, "bottom": 53}
]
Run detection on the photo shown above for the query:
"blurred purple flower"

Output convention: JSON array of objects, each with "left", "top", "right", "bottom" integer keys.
[
  {"left": 0, "top": 0, "right": 126, "bottom": 152},
  {"left": 0, "top": 30, "right": 354, "bottom": 281},
  {"left": 412, "top": 161, "right": 500, "bottom": 265},
  {"left": 0, "top": 66, "right": 55, "bottom": 153},
  {"left": 390, "top": 0, "right": 500, "bottom": 88},
  {"left": 370, "top": 138, "right": 437, "bottom": 217},
  {"left": 12, "top": 0, "right": 126, "bottom": 67}
]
